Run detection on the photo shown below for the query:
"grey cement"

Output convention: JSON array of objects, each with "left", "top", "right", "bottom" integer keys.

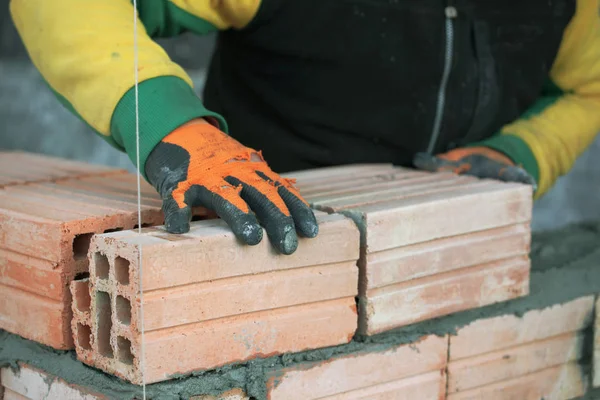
[
  {"left": 1, "top": 221, "right": 599, "bottom": 399},
  {"left": 1, "top": 3, "right": 600, "bottom": 232}
]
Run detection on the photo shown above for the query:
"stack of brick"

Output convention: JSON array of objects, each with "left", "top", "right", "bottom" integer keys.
[
  {"left": 0, "top": 151, "right": 213, "bottom": 349},
  {"left": 70, "top": 211, "right": 360, "bottom": 384},
  {"left": 447, "top": 296, "right": 594, "bottom": 399},
  {"left": 290, "top": 164, "right": 532, "bottom": 335}
]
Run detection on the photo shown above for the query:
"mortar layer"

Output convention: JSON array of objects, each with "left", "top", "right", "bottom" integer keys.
[{"left": 1, "top": 222, "right": 600, "bottom": 399}]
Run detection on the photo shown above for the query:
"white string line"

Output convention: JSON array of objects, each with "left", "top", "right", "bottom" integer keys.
[{"left": 132, "top": 1, "right": 147, "bottom": 398}]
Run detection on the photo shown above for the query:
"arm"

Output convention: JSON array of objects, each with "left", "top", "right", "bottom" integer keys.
[
  {"left": 9, "top": 0, "right": 260, "bottom": 177},
  {"left": 465, "top": 0, "right": 600, "bottom": 197},
  {"left": 10, "top": 0, "right": 318, "bottom": 254},
  {"left": 415, "top": 0, "right": 600, "bottom": 198}
]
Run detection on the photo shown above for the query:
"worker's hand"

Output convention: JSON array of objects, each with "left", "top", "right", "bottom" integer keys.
[
  {"left": 144, "top": 119, "right": 318, "bottom": 255},
  {"left": 413, "top": 147, "right": 537, "bottom": 191}
]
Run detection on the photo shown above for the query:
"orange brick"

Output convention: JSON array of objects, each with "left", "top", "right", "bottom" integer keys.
[
  {"left": 447, "top": 362, "right": 588, "bottom": 400},
  {"left": 293, "top": 166, "right": 532, "bottom": 335},
  {"left": 317, "top": 370, "right": 445, "bottom": 400},
  {"left": 309, "top": 174, "right": 475, "bottom": 209},
  {"left": 143, "top": 261, "right": 358, "bottom": 331},
  {"left": 1, "top": 363, "right": 106, "bottom": 399},
  {"left": 450, "top": 296, "right": 595, "bottom": 361},
  {"left": 0, "top": 172, "right": 211, "bottom": 349},
  {"left": 448, "top": 332, "right": 585, "bottom": 393},
  {"left": 71, "top": 213, "right": 360, "bottom": 384},
  {"left": 364, "top": 223, "right": 530, "bottom": 290},
  {"left": 0, "top": 284, "right": 70, "bottom": 348},
  {"left": 300, "top": 170, "right": 450, "bottom": 200},
  {"left": 266, "top": 335, "right": 447, "bottom": 400},
  {"left": 360, "top": 256, "right": 529, "bottom": 335},
  {"left": 594, "top": 296, "right": 600, "bottom": 388},
  {"left": 0, "top": 151, "right": 123, "bottom": 188},
  {"left": 322, "top": 181, "right": 532, "bottom": 253},
  {"left": 282, "top": 164, "right": 397, "bottom": 187}
]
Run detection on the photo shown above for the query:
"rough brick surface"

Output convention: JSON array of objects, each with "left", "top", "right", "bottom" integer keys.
[
  {"left": 190, "top": 389, "right": 249, "bottom": 400},
  {"left": 291, "top": 165, "right": 533, "bottom": 335},
  {"left": 594, "top": 296, "right": 600, "bottom": 388},
  {"left": 361, "top": 256, "right": 530, "bottom": 335},
  {"left": 0, "top": 363, "right": 105, "bottom": 399},
  {"left": 448, "top": 332, "right": 585, "bottom": 393},
  {"left": 446, "top": 362, "right": 587, "bottom": 400},
  {"left": 0, "top": 171, "right": 212, "bottom": 349},
  {"left": 450, "top": 296, "right": 595, "bottom": 360},
  {"left": 447, "top": 297, "right": 594, "bottom": 399},
  {"left": 71, "top": 213, "right": 360, "bottom": 384},
  {"left": 0, "top": 151, "right": 124, "bottom": 188},
  {"left": 266, "top": 335, "right": 447, "bottom": 400}
]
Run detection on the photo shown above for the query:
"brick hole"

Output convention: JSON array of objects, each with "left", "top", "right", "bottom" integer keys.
[
  {"left": 96, "top": 291, "right": 113, "bottom": 358},
  {"left": 116, "top": 295, "right": 131, "bottom": 325},
  {"left": 74, "top": 284, "right": 91, "bottom": 312},
  {"left": 76, "top": 323, "right": 92, "bottom": 350},
  {"left": 132, "top": 223, "right": 151, "bottom": 229},
  {"left": 117, "top": 336, "right": 134, "bottom": 365},
  {"left": 104, "top": 227, "right": 123, "bottom": 233},
  {"left": 74, "top": 272, "right": 90, "bottom": 280},
  {"left": 114, "top": 257, "right": 130, "bottom": 285},
  {"left": 94, "top": 253, "right": 109, "bottom": 280},
  {"left": 73, "top": 233, "right": 94, "bottom": 260}
]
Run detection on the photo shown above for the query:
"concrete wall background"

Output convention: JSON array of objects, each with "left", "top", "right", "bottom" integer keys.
[{"left": 1, "top": 3, "right": 598, "bottom": 231}]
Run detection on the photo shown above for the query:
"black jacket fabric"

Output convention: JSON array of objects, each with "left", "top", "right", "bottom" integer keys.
[{"left": 203, "top": 0, "right": 574, "bottom": 173}]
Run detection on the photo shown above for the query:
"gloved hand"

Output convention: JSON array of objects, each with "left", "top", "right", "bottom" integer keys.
[
  {"left": 413, "top": 147, "right": 537, "bottom": 192},
  {"left": 144, "top": 119, "right": 318, "bottom": 255}
]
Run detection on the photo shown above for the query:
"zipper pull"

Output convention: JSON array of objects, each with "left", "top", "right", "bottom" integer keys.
[{"left": 445, "top": 6, "right": 458, "bottom": 18}]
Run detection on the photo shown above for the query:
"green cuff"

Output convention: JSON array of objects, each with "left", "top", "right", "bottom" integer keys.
[
  {"left": 468, "top": 133, "right": 540, "bottom": 184},
  {"left": 110, "top": 76, "right": 228, "bottom": 179}
]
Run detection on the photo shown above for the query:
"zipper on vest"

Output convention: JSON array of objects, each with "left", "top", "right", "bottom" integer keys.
[{"left": 427, "top": 3, "right": 458, "bottom": 154}]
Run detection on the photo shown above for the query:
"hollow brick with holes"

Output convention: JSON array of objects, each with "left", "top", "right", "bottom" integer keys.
[
  {"left": 70, "top": 212, "right": 360, "bottom": 384},
  {"left": 289, "top": 165, "right": 533, "bottom": 335},
  {"left": 0, "top": 170, "right": 212, "bottom": 349}
]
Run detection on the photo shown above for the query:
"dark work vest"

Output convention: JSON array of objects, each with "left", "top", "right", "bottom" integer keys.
[{"left": 203, "top": 0, "right": 575, "bottom": 173}]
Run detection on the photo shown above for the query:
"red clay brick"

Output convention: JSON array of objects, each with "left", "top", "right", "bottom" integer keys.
[
  {"left": 450, "top": 296, "right": 595, "bottom": 361},
  {"left": 446, "top": 362, "right": 588, "bottom": 400},
  {"left": 0, "top": 283, "right": 71, "bottom": 347},
  {"left": 594, "top": 296, "right": 600, "bottom": 387},
  {"left": 320, "top": 181, "right": 532, "bottom": 253},
  {"left": 266, "top": 334, "right": 447, "bottom": 400},
  {"left": 364, "top": 223, "right": 530, "bottom": 290},
  {"left": 71, "top": 213, "right": 360, "bottom": 384},
  {"left": 1, "top": 363, "right": 106, "bottom": 400},
  {"left": 317, "top": 370, "right": 446, "bottom": 400},
  {"left": 448, "top": 332, "right": 585, "bottom": 393},
  {"left": 292, "top": 166, "right": 533, "bottom": 335},
  {"left": 360, "top": 256, "right": 529, "bottom": 335},
  {"left": 0, "top": 171, "right": 211, "bottom": 349},
  {"left": 0, "top": 151, "right": 124, "bottom": 188},
  {"left": 142, "top": 261, "right": 358, "bottom": 331}
]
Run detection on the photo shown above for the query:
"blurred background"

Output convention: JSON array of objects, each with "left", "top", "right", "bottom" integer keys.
[{"left": 1, "top": 2, "right": 598, "bottom": 232}]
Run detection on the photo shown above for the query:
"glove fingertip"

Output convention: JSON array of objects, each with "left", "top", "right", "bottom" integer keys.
[
  {"left": 238, "top": 221, "right": 264, "bottom": 246},
  {"left": 279, "top": 227, "right": 299, "bottom": 255}
]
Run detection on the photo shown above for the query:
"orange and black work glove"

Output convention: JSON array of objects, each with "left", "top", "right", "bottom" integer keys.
[
  {"left": 144, "top": 119, "right": 319, "bottom": 255},
  {"left": 413, "top": 147, "right": 537, "bottom": 192}
]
